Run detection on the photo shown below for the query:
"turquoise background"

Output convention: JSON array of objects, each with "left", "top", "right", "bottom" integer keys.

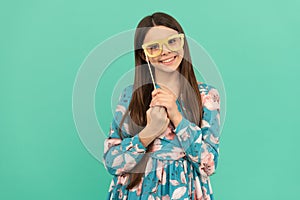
[{"left": 1, "top": 0, "right": 299, "bottom": 199}]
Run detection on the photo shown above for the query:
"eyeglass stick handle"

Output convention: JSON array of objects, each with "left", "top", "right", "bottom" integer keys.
[{"left": 145, "top": 52, "right": 157, "bottom": 91}]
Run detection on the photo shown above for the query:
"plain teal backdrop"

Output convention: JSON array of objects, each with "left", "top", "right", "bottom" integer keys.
[{"left": 1, "top": 0, "right": 299, "bottom": 199}]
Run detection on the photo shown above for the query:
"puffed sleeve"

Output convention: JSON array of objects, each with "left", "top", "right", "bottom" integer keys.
[
  {"left": 174, "top": 83, "right": 221, "bottom": 176},
  {"left": 103, "top": 86, "right": 147, "bottom": 175}
]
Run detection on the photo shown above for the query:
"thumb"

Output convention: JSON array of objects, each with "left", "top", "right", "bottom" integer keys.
[{"left": 146, "top": 108, "right": 152, "bottom": 124}]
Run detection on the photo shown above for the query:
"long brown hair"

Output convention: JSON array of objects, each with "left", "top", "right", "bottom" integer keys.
[{"left": 117, "top": 12, "right": 203, "bottom": 189}]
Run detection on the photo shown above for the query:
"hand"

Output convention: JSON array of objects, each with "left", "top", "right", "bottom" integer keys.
[
  {"left": 150, "top": 86, "right": 183, "bottom": 127},
  {"left": 146, "top": 106, "right": 169, "bottom": 133},
  {"left": 139, "top": 106, "right": 170, "bottom": 147}
]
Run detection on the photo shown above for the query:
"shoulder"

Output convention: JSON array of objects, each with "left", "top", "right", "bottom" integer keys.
[
  {"left": 117, "top": 84, "right": 134, "bottom": 107},
  {"left": 197, "top": 81, "right": 220, "bottom": 109},
  {"left": 113, "top": 85, "right": 134, "bottom": 127},
  {"left": 197, "top": 81, "right": 219, "bottom": 95}
]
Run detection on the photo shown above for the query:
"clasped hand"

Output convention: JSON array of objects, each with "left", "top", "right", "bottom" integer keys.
[
  {"left": 139, "top": 86, "right": 183, "bottom": 147},
  {"left": 149, "top": 85, "right": 182, "bottom": 127}
]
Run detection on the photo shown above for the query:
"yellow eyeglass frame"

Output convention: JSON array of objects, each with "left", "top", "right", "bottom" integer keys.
[{"left": 142, "top": 33, "right": 185, "bottom": 58}]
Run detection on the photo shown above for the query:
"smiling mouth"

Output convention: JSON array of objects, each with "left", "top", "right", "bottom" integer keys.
[{"left": 160, "top": 56, "right": 176, "bottom": 64}]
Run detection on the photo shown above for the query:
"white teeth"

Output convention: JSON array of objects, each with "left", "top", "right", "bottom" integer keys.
[{"left": 162, "top": 57, "right": 175, "bottom": 63}]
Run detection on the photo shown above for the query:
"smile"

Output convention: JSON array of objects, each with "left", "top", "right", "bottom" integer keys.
[{"left": 160, "top": 56, "right": 176, "bottom": 64}]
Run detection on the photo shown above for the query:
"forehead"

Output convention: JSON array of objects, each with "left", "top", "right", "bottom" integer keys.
[{"left": 143, "top": 26, "right": 178, "bottom": 43}]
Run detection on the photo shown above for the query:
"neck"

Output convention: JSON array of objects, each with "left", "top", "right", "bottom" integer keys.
[{"left": 155, "top": 69, "right": 181, "bottom": 98}]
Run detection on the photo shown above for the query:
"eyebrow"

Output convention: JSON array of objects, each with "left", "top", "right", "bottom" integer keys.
[{"left": 144, "top": 33, "right": 179, "bottom": 43}]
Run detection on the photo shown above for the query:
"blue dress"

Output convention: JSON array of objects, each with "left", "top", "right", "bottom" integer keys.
[{"left": 103, "top": 82, "right": 221, "bottom": 200}]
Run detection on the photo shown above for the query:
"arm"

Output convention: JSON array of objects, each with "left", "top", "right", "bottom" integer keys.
[
  {"left": 103, "top": 87, "right": 170, "bottom": 175},
  {"left": 103, "top": 86, "right": 147, "bottom": 176},
  {"left": 174, "top": 84, "right": 221, "bottom": 177}
]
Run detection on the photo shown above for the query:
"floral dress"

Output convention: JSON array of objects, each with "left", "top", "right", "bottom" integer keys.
[{"left": 103, "top": 82, "right": 221, "bottom": 200}]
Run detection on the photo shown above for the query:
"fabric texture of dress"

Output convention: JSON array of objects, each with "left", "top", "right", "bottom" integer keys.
[{"left": 103, "top": 82, "right": 221, "bottom": 200}]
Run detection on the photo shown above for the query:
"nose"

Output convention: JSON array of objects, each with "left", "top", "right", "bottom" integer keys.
[{"left": 161, "top": 43, "right": 171, "bottom": 55}]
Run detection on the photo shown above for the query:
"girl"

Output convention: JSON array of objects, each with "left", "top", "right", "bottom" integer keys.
[{"left": 103, "top": 12, "right": 221, "bottom": 200}]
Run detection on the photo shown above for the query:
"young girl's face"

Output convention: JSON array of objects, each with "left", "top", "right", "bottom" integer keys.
[{"left": 143, "top": 26, "right": 184, "bottom": 73}]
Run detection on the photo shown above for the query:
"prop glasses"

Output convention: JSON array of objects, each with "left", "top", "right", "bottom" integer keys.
[{"left": 142, "top": 33, "right": 185, "bottom": 58}]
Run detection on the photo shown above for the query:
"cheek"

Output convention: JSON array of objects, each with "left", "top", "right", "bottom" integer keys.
[
  {"left": 178, "top": 50, "right": 184, "bottom": 59},
  {"left": 149, "top": 58, "right": 161, "bottom": 67},
  {"left": 176, "top": 51, "right": 184, "bottom": 65},
  {"left": 149, "top": 57, "right": 160, "bottom": 63}
]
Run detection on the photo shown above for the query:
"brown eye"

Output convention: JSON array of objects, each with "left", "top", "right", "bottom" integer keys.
[
  {"left": 168, "top": 38, "right": 177, "bottom": 44},
  {"left": 148, "top": 43, "right": 159, "bottom": 50}
]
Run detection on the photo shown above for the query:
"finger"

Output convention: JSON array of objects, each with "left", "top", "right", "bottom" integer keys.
[
  {"left": 151, "top": 88, "right": 164, "bottom": 97},
  {"left": 151, "top": 95, "right": 172, "bottom": 104},
  {"left": 146, "top": 107, "right": 152, "bottom": 113},
  {"left": 158, "top": 106, "right": 162, "bottom": 112},
  {"left": 152, "top": 88, "right": 172, "bottom": 98},
  {"left": 162, "top": 108, "right": 168, "bottom": 117},
  {"left": 158, "top": 106, "right": 165, "bottom": 113},
  {"left": 151, "top": 98, "right": 170, "bottom": 108},
  {"left": 151, "top": 105, "right": 163, "bottom": 113},
  {"left": 152, "top": 88, "right": 167, "bottom": 95},
  {"left": 152, "top": 92, "right": 176, "bottom": 102},
  {"left": 153, "top": 105, "right": 160, "bottom": 111},
  {"left": 159, "top": 85, "right": 177, "bottom": 97},
  {"left": 166, "top": 118, "right": 170, "bottom": 124},
  {"left": 164, "top": 118, "right": 170, "bottom": 129},
  {"left": 151, "top": 89, "right": 158, "bottom": 96}
]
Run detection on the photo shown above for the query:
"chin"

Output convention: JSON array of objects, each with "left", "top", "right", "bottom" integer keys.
[{"left": 165, "top": 66, "right": 179, "bottom": 72}]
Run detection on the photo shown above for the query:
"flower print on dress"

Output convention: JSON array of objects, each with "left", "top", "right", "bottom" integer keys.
[{"left": 103, "top": 82, "right": 221, "bottom": 199}]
